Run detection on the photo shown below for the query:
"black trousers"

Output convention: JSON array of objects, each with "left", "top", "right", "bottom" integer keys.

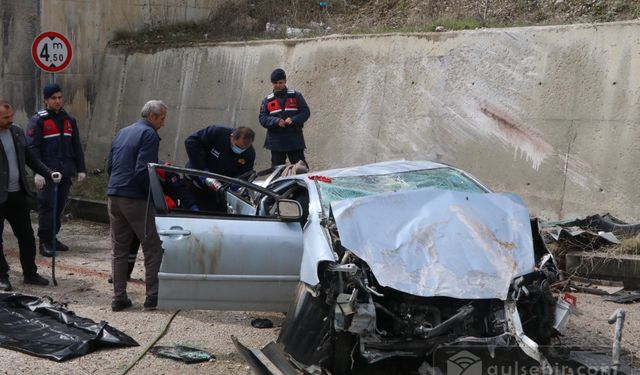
[
  {"left": 0, "top": 191, "right": 38, "bottom": 278},
  {"left": 188, "top": 184, "right": 226, "bottom": 212},
  {"left": 270, "top": 149, "right": 306, "bottom": 167},
  {"left": 37, "top": 176, "right": 71, "bottom": 242}
]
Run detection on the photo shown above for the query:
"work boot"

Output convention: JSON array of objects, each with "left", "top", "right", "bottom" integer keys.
[
  {"left": 0, "top": 276, "right": 12, "bottom": 291},
  {"left": 143, "top": 295, "right": 158, "bottom": 311},
  {"left": 39, "top": 242, "right": 55, "bottom": 257},
  {"left": 111, "top": 297, "right": 133, "bottom": 312},
  {"left": 23, "top": 273, "right": 50, "bottom": 286},
  {"left": 56, "top": 239, "right": 69, "bottom": 252}
]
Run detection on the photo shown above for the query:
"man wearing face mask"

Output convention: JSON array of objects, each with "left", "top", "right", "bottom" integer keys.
[
  {"left": 259, "top": 68, "right": 311, "bottom": 167},
  {"left": 184, "top": 126, "right": 256, "bottom": 211}
]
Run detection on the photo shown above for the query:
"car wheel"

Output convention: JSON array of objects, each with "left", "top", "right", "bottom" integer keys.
[
  {"left": 278, "top": 282, "right": 332, "bottom": 366},
  {"left": 278, "top": 282, "right": 358, "bottom": 373},
  {"left": 519, "top": 280, "right": 556, "bottom": 344}
]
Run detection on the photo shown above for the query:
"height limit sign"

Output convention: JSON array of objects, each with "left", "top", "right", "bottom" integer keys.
[{"left": 31, "top": 31, "right": 72, "bottom": 73}]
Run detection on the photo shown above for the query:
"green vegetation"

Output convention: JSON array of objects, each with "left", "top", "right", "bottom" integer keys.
[
  {"left": 350, "top": 18, "right": 482, "bottom": 34},
  {"left": 69, "top": 174, "right": 108, "bottom": 201},
  {"left": 109, "top": 1, "right": 640, "bottom": 48}
]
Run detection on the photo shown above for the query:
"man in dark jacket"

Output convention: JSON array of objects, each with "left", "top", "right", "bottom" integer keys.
[
  {"left": 259, "top": 68, "right": 311, "bottom": 167},
  {"left": 185, "top": 126, "right": 256, "bottom": 177},
  {"left": 0, "top": 100, "right": 62, "bottom": 291},
  {"left": 184, "top": 126, "right": 256, "bottom": 211},
  {"left": 27, "top": 83, "right": 86, "bottom": 257},
  {"left": 107, "top": 100, "right": 166, "bottom": 312}
]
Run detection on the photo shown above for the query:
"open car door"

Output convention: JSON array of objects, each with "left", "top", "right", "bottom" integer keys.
[{"left": 148, "top": 164, "right": 304, "bottom": 312}]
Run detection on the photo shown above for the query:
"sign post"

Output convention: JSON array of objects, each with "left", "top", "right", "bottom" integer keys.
[
  {"left": 31, "top": 31, "right": 73, "bottom": 78},
  {"left": 30, "top": 32, "right": 73, "bottom": 286}
]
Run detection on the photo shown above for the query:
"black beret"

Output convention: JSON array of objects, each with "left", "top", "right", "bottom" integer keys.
[
  {"left": 43, "top": 83, "right": 62, "bottom": 99},
  {"left": 270, "top": 68, "right": 286, "bottom": 83}
]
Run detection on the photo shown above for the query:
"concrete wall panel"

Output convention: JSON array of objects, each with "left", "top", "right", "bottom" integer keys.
[
  {"left": 88, "top": 22, "right": 640, "bottom": 221},
  {"left": 37, "top": 0, "right": 222, "bottom": 141},
  {"left": 0, "top": 0, "right": 40, "bottom": 124}
]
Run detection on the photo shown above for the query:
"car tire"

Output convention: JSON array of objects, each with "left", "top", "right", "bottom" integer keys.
[
  {"left": 278, "top": 282, "right": 358, "bottom": 373},
  {"left": 278, "top": 282, "right": 332, "bottom": 366}
]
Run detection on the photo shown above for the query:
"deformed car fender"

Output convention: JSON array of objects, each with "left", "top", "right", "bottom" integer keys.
[
  {"left": 505, "top": 300, "right": 553, "bottom": 375},
  {"left": 299, "top": 181, "right": 336, "bottom": 290}
]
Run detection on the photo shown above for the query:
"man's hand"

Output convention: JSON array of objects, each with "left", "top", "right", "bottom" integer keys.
[
  {"left": 34, "top": 174, "right": 45, "bottom": 190},
  {"left": 278, "top": 119, "right": 286, "bottom": 127},
  {"left": 51, "top": 172, "right": 62, "bottom": 184},
  {"left": 77, "top": 172, "right": 86, "bottom": 182},
  {"left": 284, "top": 117, "right": 293, "bottom": 126}
]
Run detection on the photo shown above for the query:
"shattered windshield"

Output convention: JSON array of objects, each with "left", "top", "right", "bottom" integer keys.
[{"left": 317, "top": 168, "right": 487, "bottom": 214}]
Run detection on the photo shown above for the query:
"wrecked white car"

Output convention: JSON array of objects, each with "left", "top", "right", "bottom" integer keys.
[{"left": 148, "top": 160, "right": 561, "bottom": 374}]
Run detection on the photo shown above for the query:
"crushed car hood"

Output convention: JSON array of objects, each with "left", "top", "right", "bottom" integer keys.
[{"left": 331, "top": 188, "right": 535, "bottom": 300}]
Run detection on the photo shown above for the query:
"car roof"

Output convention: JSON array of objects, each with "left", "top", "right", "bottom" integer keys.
[{"left": 291, "top": 159, "right": 452, "bottom": 180}]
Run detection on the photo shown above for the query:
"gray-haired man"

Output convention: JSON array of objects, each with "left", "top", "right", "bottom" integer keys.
[{"left": 107, "top": 100, "right": 167, "bottom": 311}]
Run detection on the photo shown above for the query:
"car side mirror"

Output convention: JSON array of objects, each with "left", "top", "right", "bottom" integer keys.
[{"left": 277, "top": 199, "right": 302, "bottom": 221}]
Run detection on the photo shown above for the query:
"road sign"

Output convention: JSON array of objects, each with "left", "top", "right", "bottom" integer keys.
[{"left": 31, "top": 31, "right": 73, "bottom": 73}]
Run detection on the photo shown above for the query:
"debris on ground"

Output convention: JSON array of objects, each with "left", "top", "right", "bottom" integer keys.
[
  {"left": 231, "top": 336, "right": 301, "bottom": 375},
  {"left": 543, "top": 214, "right": 640, "bottom": 251},
  {"left": 556, "top": 277, "right": 625, "bottom": 296},
  {"left": 250, "top": 318, "right": 274, "bottom": 329},
  {"left": 604, "top": 291, "right": 640, "bottom": 304},
  {"left": 541, "top": 214, "right": 640, "bottom": 272},
  {"left": 0, "top": 293, "right": 138, "bottom": 361},
  {"left": 150, "top": 345, "right": 214, "bottom": 363}
]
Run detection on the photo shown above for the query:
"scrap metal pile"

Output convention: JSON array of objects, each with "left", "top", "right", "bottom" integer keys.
[
  {"left": 541, "top": 214, "right": 640, "bottom": 259},
  {"left": 541, "top": 214, "right": 640, "bottom": 290}
]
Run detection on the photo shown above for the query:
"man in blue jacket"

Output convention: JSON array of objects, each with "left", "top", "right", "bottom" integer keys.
[
  {"left": 27, "top": 83, "right": 86, "bottom": 257},
  {"left": 259, "top": 68, "right": 311, "bottom": 167},
  {"left": 107, "top": 100, "right": 166, "bottom": 312},
  {"left": 0, "top": 100, "right": 62, "bottom": 291},
  {"left": 185, "top": 125, "right": 256, "bottom": 211}
]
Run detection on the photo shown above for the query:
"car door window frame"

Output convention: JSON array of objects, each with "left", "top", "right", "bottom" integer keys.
[{"left": 148, "top": 163, "right": 293, "bottom": 221}]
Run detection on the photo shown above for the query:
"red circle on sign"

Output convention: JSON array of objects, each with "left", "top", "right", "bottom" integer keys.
[{"left": 31, "top": 31, "right": 73, "bottom": 73}]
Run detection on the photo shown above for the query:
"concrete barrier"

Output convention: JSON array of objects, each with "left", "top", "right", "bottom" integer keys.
[
  {"left": 66, "top": 198, "right": 109, "bottom": 224},
  {"left": 566, "top": 251, "right": 640, "bottom": 289},
  {"left": 86, "top": 22, "right": 640, "bottom": 221}
]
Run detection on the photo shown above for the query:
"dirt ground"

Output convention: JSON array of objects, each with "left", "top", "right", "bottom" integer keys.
[{"left": 1, "top": 217, "right": 639, "bottom": 374}]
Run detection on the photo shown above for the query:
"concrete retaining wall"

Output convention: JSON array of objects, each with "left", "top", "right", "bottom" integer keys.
[
  {"left": 0, "top": 0, "right": 40, "bottom": 125},
  {"left": 0, "top": 0, "right": 222, "bottom": 128},
  {"left": 38, "top": 0, "right": 223, "bottom": 132},
  {"left": 88, "top": 22, "right": 640, "bottom": 221}
]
